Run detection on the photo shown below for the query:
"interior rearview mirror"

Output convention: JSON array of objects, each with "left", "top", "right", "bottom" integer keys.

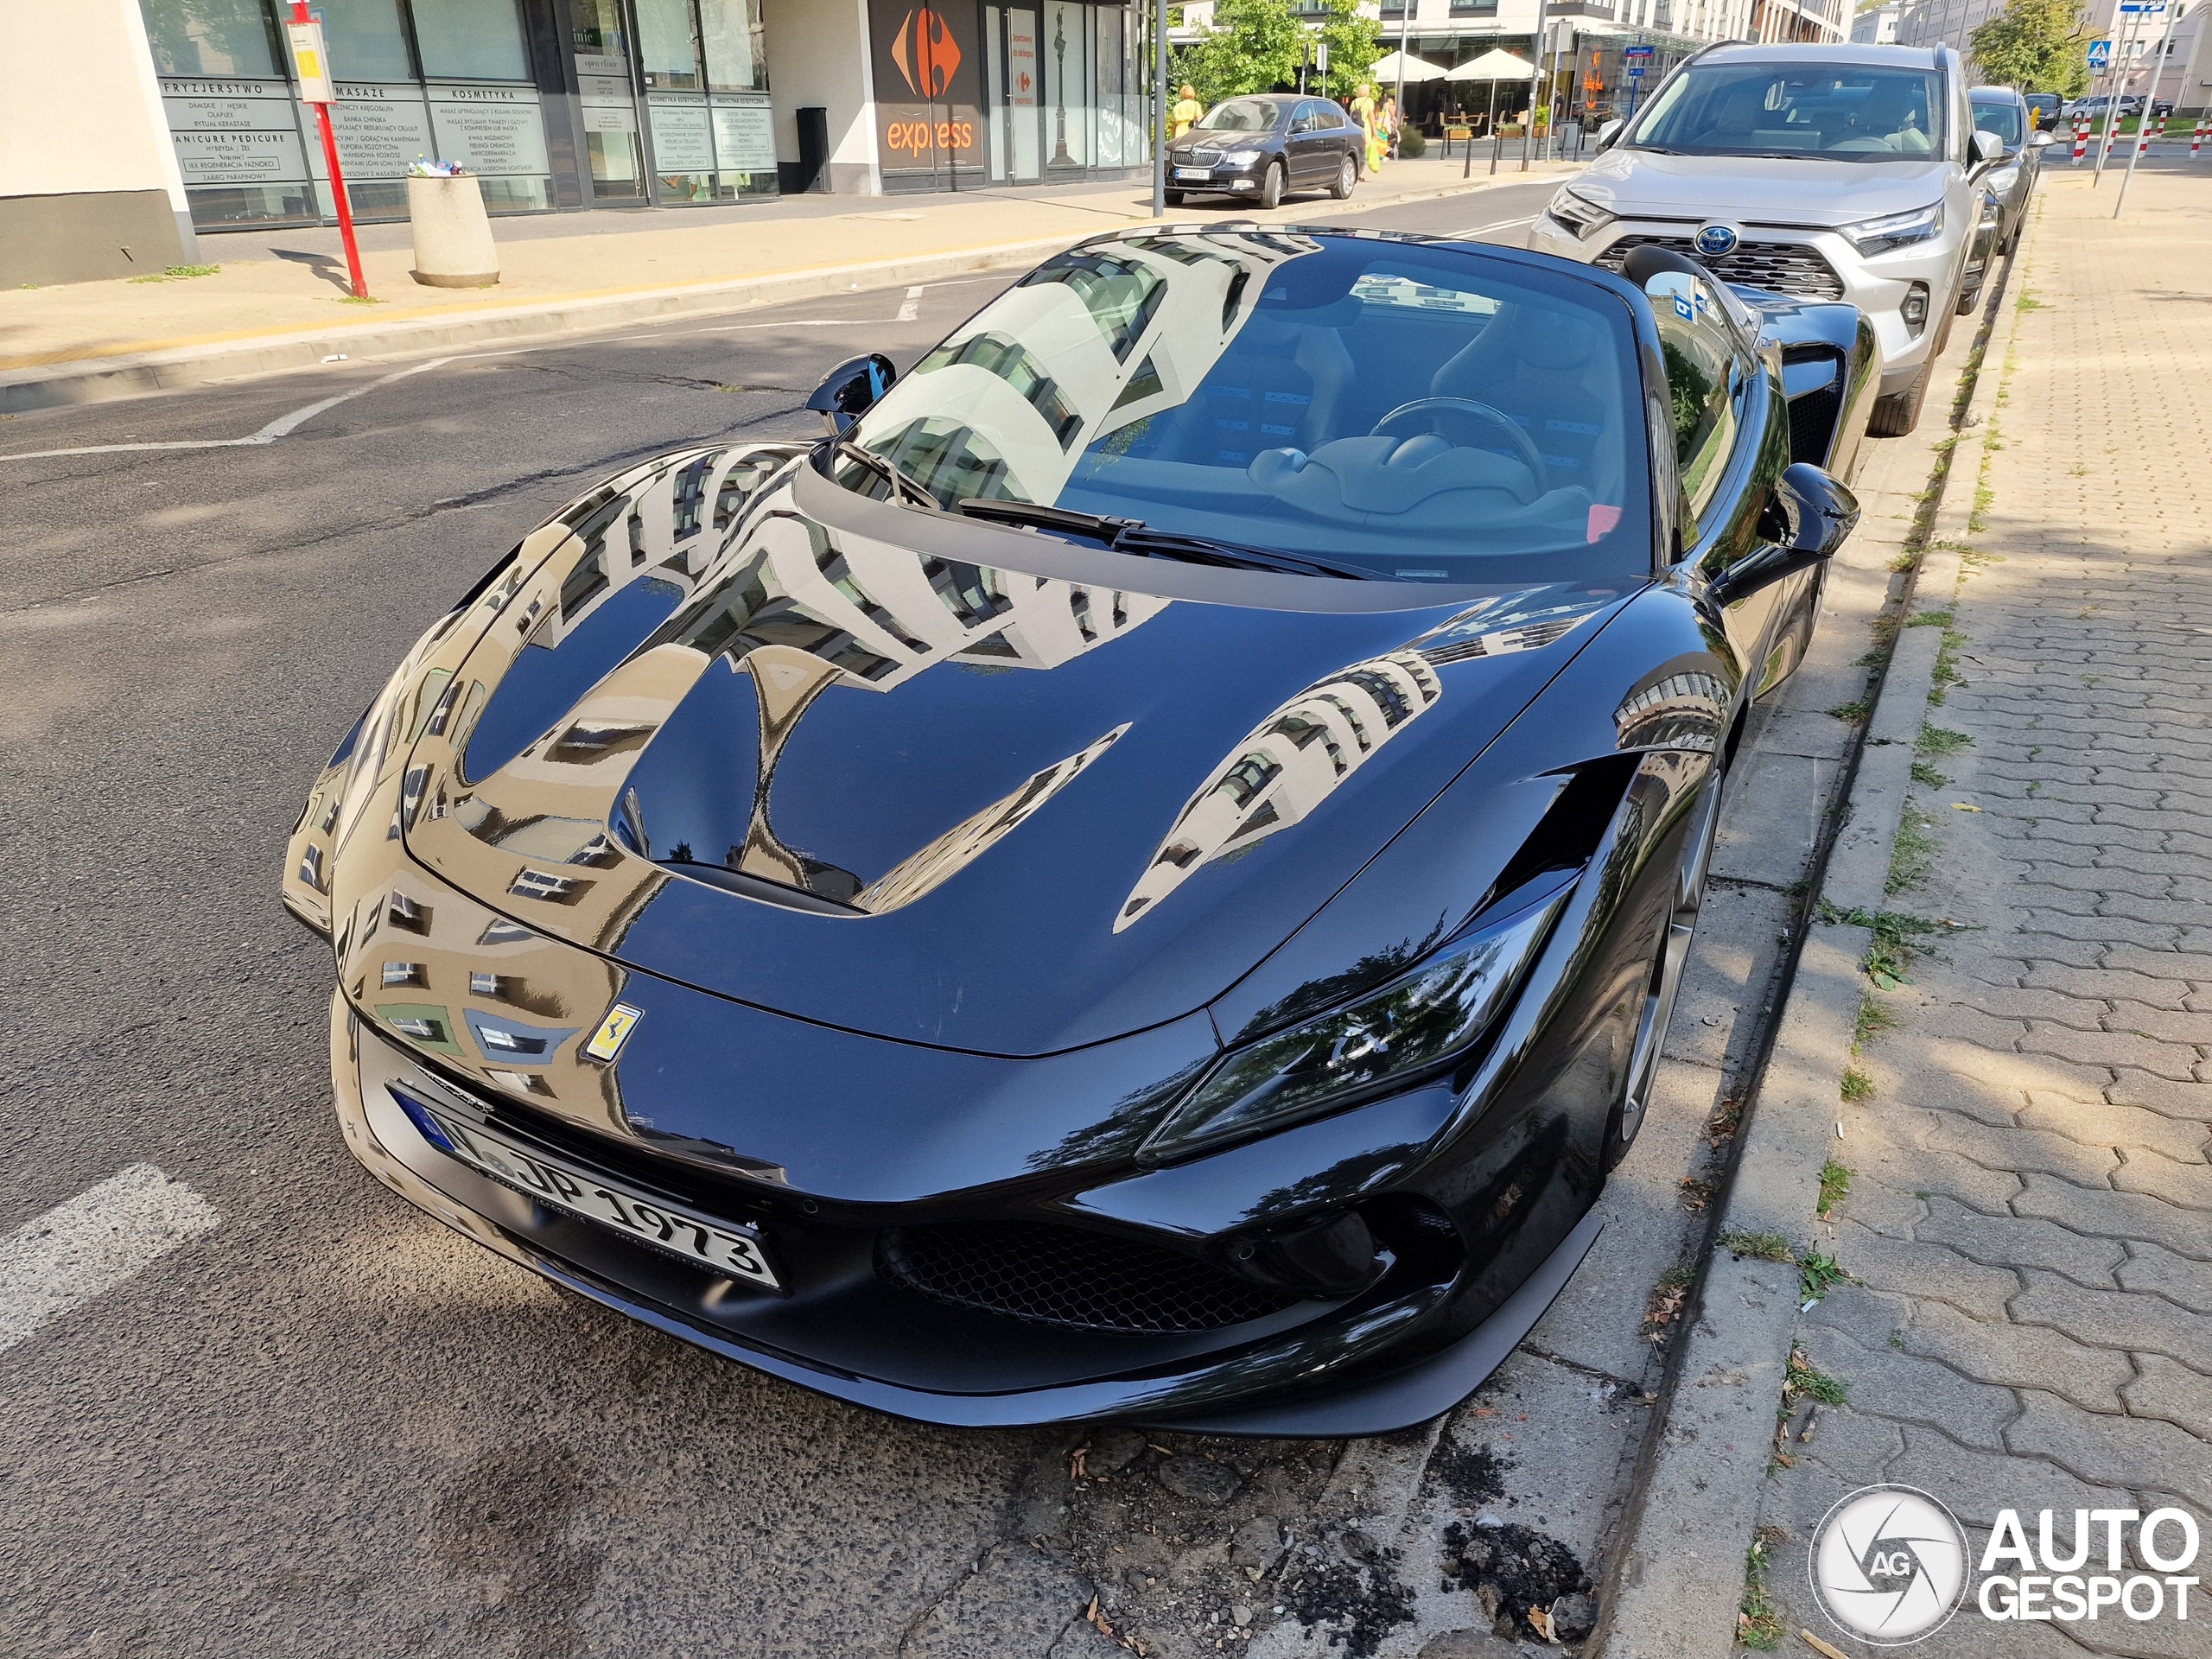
[
  {"left": 807, "top": 353, "right": 899, "bottom": 435},
  {"left": 1707, "top": 462, "right": 1860, "bottom": 610},
  {"left": 1971, "top": 129, "right": 2006, "bottom": 164}
]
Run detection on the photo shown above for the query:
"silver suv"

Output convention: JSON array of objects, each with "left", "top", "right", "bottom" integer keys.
[{"left": 1529, "top": 42, "right": 1999, "bottom": 435}]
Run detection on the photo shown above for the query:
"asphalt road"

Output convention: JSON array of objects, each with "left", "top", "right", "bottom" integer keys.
[{"left": 0, "top": 181, "right": 1560, "bottom": 1659}]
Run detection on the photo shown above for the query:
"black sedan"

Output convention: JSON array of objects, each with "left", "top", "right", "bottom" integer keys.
[
  {"left": 1166, "top": 96, "right": 1363, "bottom": 209},
  {"left": 283, "top": 228, "right": 1875, "bottom": 1433}
]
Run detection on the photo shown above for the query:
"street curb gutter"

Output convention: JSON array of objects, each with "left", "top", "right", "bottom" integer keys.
[
  {"left": 0, "top": 171, "right": 1560, "bottom": 416},
  {"left": 1593, "top": 219, "right": 2035, "bottom": 1659}
]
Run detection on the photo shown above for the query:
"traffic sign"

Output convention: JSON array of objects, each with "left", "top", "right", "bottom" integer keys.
[
  {"left": 1625, "top": 43, "right": 1656, "bottom": 57},
  {"left": 2088, "top": 38, "right": 2112, "bottom": 67},
  {"left": 2118, "top": 2, "right": 2164, "bottom": 11},
  {"left": 1628, "top": 65, "right": 1645, "bottom": 77}
]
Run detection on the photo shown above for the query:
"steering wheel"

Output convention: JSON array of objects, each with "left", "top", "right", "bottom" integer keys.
[{"left": 1370, "top": 397, "right": 1546, "bottom": 481}]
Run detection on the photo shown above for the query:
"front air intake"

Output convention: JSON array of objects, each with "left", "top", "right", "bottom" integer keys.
[{"left": 878, "top": 1221, "right": 1300, "bottom": 1332}]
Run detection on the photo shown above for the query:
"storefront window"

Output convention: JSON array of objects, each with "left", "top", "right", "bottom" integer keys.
[
  {"left": 639, "top": 0, "right": 774, "bottom": 201},
  {"left": 143, "top": 0, "right": 283, "bottom": 75},
  {"left": 700, "top": 0, "right": 766, "bottom": 91},
  {"left": 412, "top": 0, "right": 531, "bottom": 79},
  {"left": 321, "top": 0, "right": 416, "bottom": 81},
  {"left": 146, "top": 0, "right": 556, "bottom": 226}
]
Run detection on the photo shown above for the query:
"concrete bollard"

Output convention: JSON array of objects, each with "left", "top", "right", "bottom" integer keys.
[{"left": 406, "top": 173, "right": 499, "bottom": 289}]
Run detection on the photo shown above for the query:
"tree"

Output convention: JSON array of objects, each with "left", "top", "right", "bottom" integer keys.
[
  {"left": 1971, "top": 0, "right": 2092, "bottom": 97},
  {"left": 1309, "top": 0, "right": 1382, "bottom": 102},
  {"left": 1174, "top": 0, "right": 1304, "bottom": 104}
]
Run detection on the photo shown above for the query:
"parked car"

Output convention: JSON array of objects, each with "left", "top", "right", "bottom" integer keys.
[
  {"left": 2063, "top": 93, "right": 2144, "bottom": 123},
  {"left": 1967, "top": 85, "right": 2053, "bottom": 286},
  {"left": 284, "top": 227, "right": 1874, "bottom": 1433},
  {"left": 2021, "top": 91, "right": 2062, "bottom": 130},
  {"left": 1166, "top": 96, "right": 1363, "bottom": 209},
  {"left": 1536, "top": 41, "right": 1996, "bottom": 435}
]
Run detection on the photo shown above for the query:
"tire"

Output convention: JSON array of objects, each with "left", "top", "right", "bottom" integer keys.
[
  {"left": 1258, "top": 161, "right": 1285, "bottom": 211},
  {"left": 1164, "top": 190, "right": 1184, "bottom": 206},
  {"left": 1955, "top": 283, "right": 1982, "bottom": 317},
  {"left": 1329, "top": 154, "right": 1356, "bottom": 199},
  {"left": 1868, "top": 370, "right": 1929, "bottom": 437},
  {"left": 1605, "top": 771, "right": 1723, "bottom": 1170}
]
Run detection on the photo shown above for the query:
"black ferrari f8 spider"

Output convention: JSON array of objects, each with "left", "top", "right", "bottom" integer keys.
[{"left": 283, "top": 226, "right": 1872, "bottom": 1433}]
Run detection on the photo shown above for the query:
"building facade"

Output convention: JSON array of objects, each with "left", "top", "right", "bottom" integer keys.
[
  {"left": 2, "top": 0, "right": 1157, "bottom": 279},
  {"left": 1897, "top": 0, "right": 2207, "bottom": 111}
]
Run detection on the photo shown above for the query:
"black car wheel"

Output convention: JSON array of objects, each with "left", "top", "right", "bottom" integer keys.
[
  {"left": 1165, "top": 189, "right": 1185, "bottom": 206},
  {"left": 1258, "top": 161, "right": 1284, "bottom": 211},
  {"left": 1955, "top": 282, "right": 1982, "bottom": 317},
  {"left": 1605, "top": 771, "right": 1724, "bottom": 1169},
  {"left": 1328, "top": 154, "right": 1356, "bottom": 200}
]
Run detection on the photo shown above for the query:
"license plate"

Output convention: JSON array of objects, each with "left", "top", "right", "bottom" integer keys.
[
  {"left": 1177, "top": 166, "right": 1211, "bottom": 181},
  {"left": 394, "top": 1088, "right": 781, "bottom": 1290}
]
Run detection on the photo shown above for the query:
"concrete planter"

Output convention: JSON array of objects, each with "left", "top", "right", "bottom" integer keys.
[{"left": 406, "top": 174, "right": 499, "bottom": 289}]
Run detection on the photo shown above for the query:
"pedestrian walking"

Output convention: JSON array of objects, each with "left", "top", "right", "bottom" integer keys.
[
  {"left": 1170, "top": 84, "right": 1203, "bottom": 140},
  {"left": 1351, "top": 83, "right": 1386, "bottom": 174}
]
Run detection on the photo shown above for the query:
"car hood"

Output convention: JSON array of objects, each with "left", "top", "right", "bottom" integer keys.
[
  {"left": 401, "top": 451, "right": 1631, "bottom": 1058},
  {"left": 1576, "top": 148, "right": 1953, "bottom": 228}
]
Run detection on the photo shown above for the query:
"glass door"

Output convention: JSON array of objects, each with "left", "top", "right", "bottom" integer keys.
[{"left": 571, "top": 0, "right": 646, "bottom": 201}]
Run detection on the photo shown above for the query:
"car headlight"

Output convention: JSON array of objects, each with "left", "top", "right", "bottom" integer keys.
[
  {"left": 1139, "top": 888, "right": 1567, "bottom": 1162},
  {"left": 1840, "top": 200, "right": 1944, "bottom": 257},
  {"left": 1222, "top": 148, "right": 1264, "bottom": 167},
  {"left": 1545, "top": 185, "right": 1613, "bottom": 240}
]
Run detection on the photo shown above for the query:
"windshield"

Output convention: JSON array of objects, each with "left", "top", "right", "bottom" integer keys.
[
  {"left": 1972, "top": 99, "right": 2024, "bottom": 147},
  {"left": 1627, "top": 61, "right": 1947, "bottom": 161},
  {"left": 839, "top": 232, "right": 1652, "bottom": 585},
  {"left": 1195, "top": 99, "right": 1284, "bottom": 132}
]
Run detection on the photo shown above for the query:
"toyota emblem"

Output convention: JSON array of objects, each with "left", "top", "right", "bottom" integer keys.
[{"left": 1695, "top": 223, "right": 1739, "bottom": 257}]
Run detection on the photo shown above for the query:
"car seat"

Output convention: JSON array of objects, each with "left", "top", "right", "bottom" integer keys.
[{"left": 1427, "top": 306, "right": 1608, "bottom": 492}]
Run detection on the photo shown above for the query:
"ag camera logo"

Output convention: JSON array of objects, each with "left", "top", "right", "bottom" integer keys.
[
  {"left": 1810, "top": 1485, "right": 1970, "bottom": 1644},
  {"left": 1694, "top": 221, "right": 1739, "bottom": 257}
]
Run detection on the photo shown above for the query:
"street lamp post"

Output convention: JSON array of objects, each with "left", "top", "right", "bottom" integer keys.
[
  {"left": 1153, "top": 0, "right": 1167, "bottom": 216},
  {"left": 1522, "top": 0, "right": 1548, "bottom": 171}
]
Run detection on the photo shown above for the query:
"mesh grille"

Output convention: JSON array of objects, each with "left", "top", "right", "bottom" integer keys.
[
  {"left": 1599, "top": 235, "right": 1847, "bottom": 302},
  {"left": 1788, "top": 383, "right": 1843, "bottom": 465},
  {"left": 879, "top": 1222, "right": 1300, "bottom": 1333}
]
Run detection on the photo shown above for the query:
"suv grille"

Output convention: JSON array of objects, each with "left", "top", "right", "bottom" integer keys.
[
  {"left": 1599, "top": 234, "right": 1847, "bottom": 302},
  {"left": 879, "top": 1221, "right": 1299, "bottom": 1333}
]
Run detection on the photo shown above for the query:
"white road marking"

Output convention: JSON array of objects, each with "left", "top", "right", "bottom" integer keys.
[
  {"left": 896, "top": 284, "right": 925, "bottom": 322},
  {"left": 0, "top": 354, "right": 467, "bottom": 462},
  {"left": 0, "top": 1164, "right": 219, "bottom": 1354},
  {"left": 1446, "top": 213, "right": 1540, "bottom": 237}
]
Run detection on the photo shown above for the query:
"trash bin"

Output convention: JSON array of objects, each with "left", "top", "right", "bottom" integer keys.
[{"left": 406, "top": 170, "right": 499, "bottom": 289}]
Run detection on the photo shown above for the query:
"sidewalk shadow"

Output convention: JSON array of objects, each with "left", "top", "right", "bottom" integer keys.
[{"left": 270, "top": 249, "right": 357, "bottom": 295}]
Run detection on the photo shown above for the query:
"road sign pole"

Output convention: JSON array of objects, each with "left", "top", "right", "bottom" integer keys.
[
  {"left": 1522, "top": 0, "right": 1547, "bottom": 172},
  {"left": 2115, "top": 2, "right": 2182, "bottom": 215},
  {"left": 287, "top": 1, "right": 366, "bottom": 298},
  {"left": 2093, "top": 5, "right": 2152, "bottom": 185},
  {"left": 1151, "top": 0, "right": 1166, "bottom": 218}
]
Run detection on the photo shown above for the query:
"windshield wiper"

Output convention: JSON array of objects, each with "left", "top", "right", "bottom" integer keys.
[
  {"left": 823, "top": 438, "right": 938, "bottom": 510},
  {"left": 950, "top": 498, "right": 1378, "bottom": 581}
]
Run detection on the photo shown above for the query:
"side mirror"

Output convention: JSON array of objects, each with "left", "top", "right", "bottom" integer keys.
[
  {"left": 2030, "top": 130, "right": 2055, "bottom": 148},
  {"left": 1597, "top": 118, "right": 1624, "bottom": 151},
  {"left": 806, "top": 353, "right": 898, "bottom": 435},
  {"left": 1707, "top": 462, "right": 1860, "bottom": 609},
  {"left": 1970, "top": 128, "right": 2006, "bottom": 164}
]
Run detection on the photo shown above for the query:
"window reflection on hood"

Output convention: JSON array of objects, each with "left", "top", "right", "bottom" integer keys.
[{"left": 842, "top": 231, "right": 1651, "bottom": 585}]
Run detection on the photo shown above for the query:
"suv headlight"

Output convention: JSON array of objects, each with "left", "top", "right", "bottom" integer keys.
[
  {"left": 1223, "top": 148, "right": 1264, "bottom": 167},
  {"left": 1139, "top": 888, "right": 1567, "bottom": 1161},
  {"left": 1840, "top": 200, "right": 1945, "bottom": 257},
  {"left": 1545, "top": 185, "right": 1613, "bottom": 240}
]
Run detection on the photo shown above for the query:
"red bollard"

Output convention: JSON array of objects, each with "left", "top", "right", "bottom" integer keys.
[
  {"left": 2194, "top": 119, "right": 2206, "bottom": 159},
  {"left": 2073, "top": 117, "right": 2088, "bottom": 162}
]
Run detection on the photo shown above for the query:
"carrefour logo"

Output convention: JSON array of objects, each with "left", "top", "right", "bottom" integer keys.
[{"left": 887, "top": 7, "right": 962, "bottom": 98}]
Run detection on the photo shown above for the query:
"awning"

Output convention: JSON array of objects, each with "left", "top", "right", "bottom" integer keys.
[
  {"left": 1370, "top": 49, "right": 1449, "bottom": 83},
  {"left": 1446, "top": 48, "right": 1536, "bottom": 82}
]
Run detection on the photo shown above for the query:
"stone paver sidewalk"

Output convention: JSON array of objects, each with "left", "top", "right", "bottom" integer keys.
[{"left": 1750, "top": 163, "right": 2212, "bottom": 1656}]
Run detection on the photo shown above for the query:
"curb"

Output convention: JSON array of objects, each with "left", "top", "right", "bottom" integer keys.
[
  {"left": 1593, "top": 219, "right": 2036, "bottom": 1659},
  {"left": 0, "top": 169, "right": 1567, "bottom": 416}
]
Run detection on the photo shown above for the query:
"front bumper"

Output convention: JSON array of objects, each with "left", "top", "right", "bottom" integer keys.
[
  {"left": 1168, "top": 162, "right": 1262, "bottom": 194},
  {"left": 1530, "top": 211, "right": 1962, "bottom": 395},
  {"left": 332, "top": 991, "right": 1599, "bottom": 1433}
]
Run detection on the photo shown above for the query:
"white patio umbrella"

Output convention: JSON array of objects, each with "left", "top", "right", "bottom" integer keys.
[
  {"left": 1446, "top": 48, "right": 1537, "bottom": 136},
  {"left": 1370, "top": 49, "right": 1447, "bottom": 83}
]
